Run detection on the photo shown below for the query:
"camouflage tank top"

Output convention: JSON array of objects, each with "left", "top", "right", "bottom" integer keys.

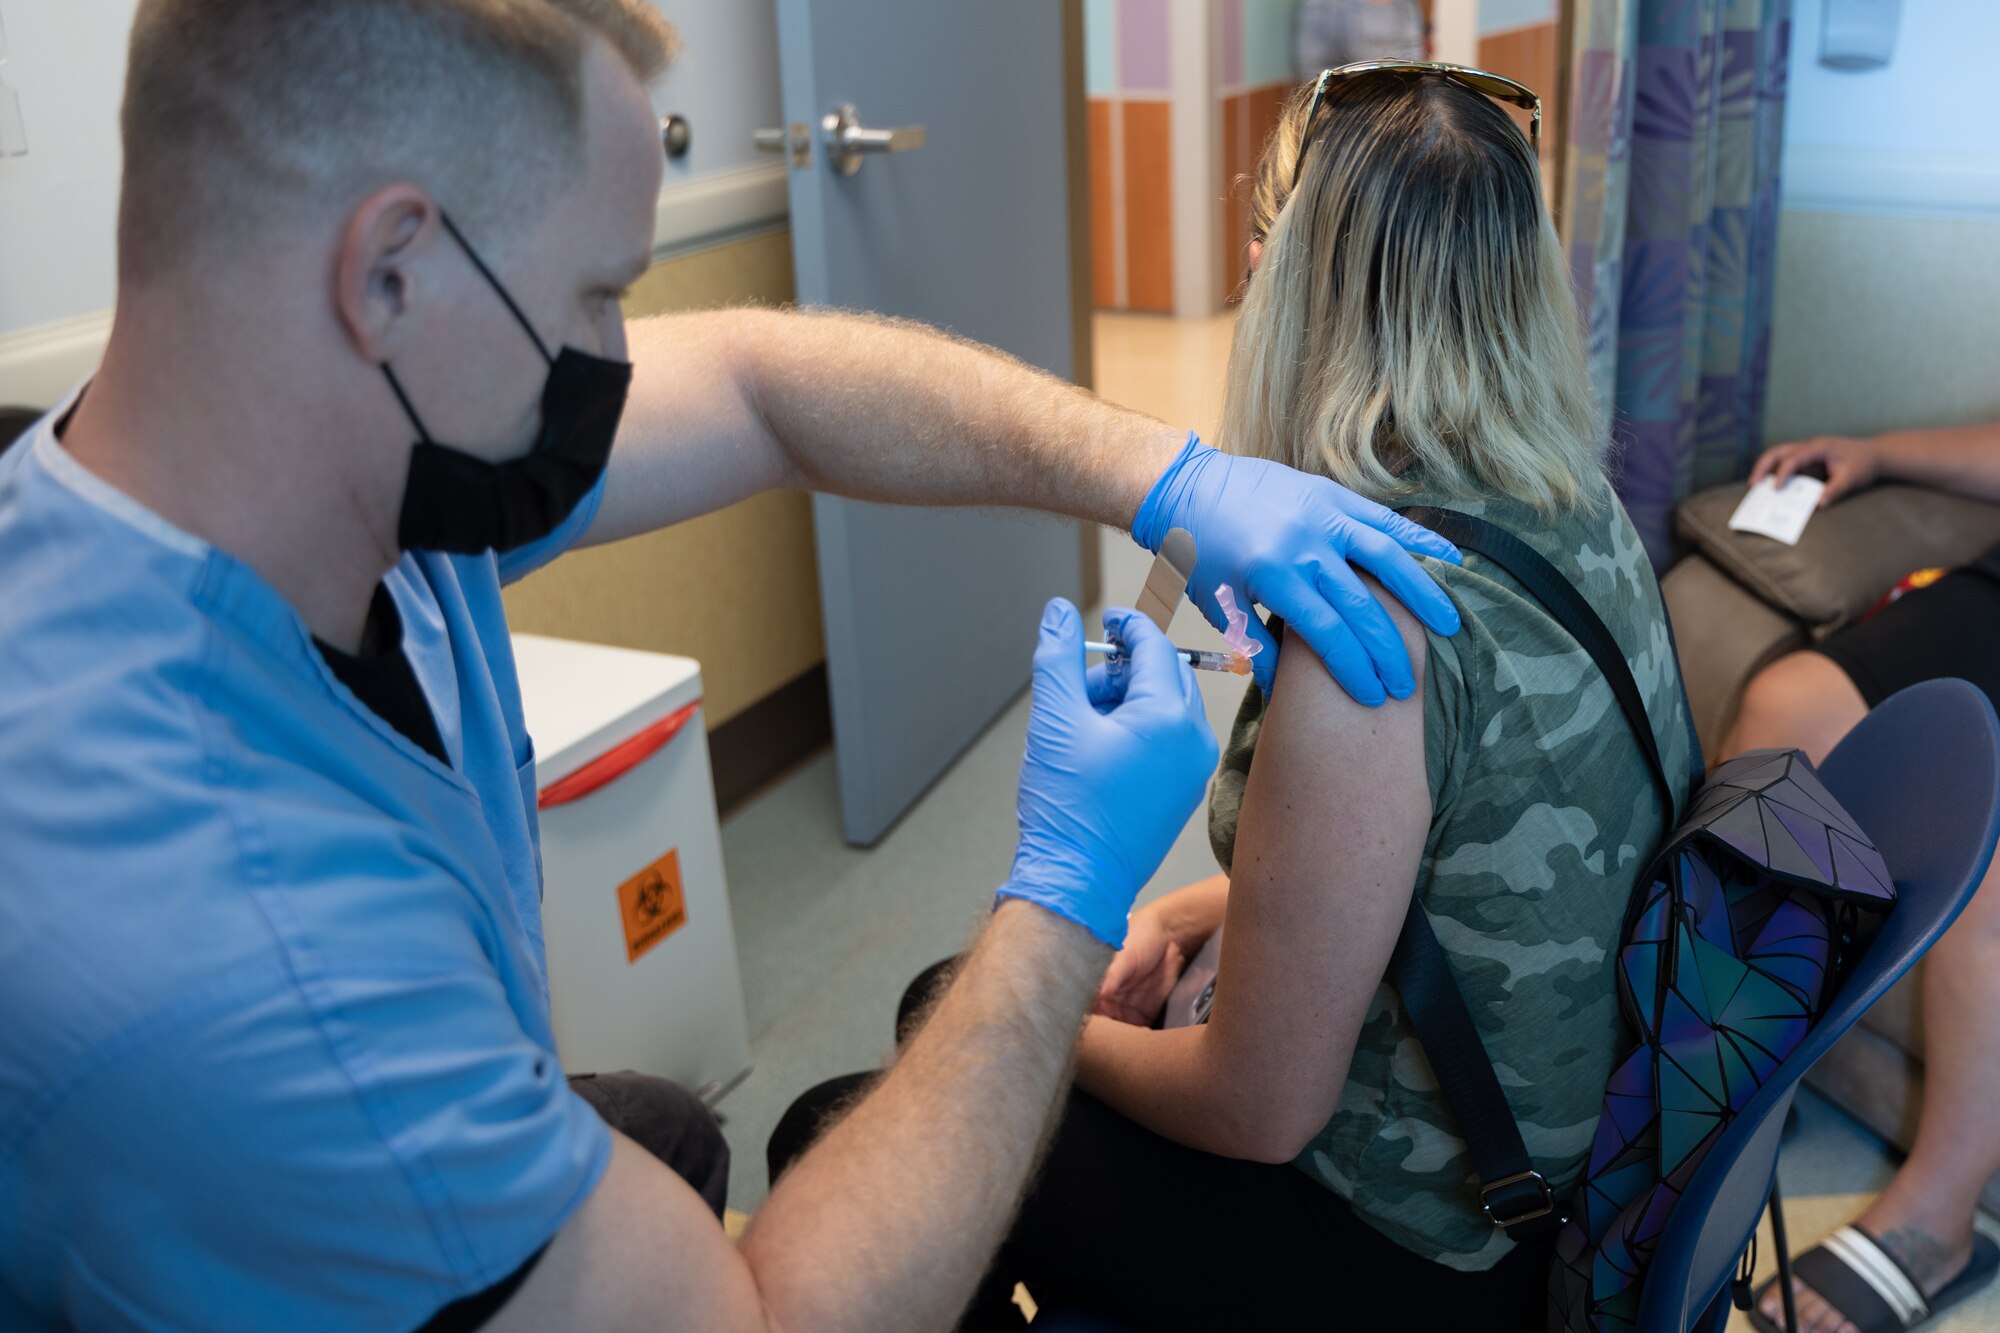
[{"left": 1207, "top": 469, "right": 1693, "bottom": 1271}]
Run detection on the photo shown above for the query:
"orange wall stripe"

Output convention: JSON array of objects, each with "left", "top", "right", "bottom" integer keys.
[
  {"left": 1122, "top": 100, "right": 1175, "bottom": 313},
  {"left": 1477, "top": 22, "right": 1558, "bottom": 163}
]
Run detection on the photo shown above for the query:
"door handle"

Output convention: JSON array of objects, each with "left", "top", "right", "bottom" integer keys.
[
  {"left": 821, "top": 104, "right": 926, "bottom": 177},
  {"left": 660, "top": 114, "right": 691, "bottom": 160},
  {"left": 754, "top": 122, "right": 813, "bottom": 168}
]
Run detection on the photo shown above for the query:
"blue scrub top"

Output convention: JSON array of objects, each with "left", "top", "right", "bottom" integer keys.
[{"left": 0, "top": 394, "right": 615, "bottom": 1331}]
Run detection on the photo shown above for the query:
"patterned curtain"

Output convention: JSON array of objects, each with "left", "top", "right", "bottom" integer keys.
[{"left": 1560, "top": 0, "right": 1794, "bottom": 566}]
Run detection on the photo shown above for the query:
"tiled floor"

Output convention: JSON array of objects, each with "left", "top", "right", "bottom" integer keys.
[
  {"left": 712, "top": 310, "right": 2000, "bottom": 1329},
  {"left": 1088, "top": 309, "right": 1240, "bottom": 444},
  {"left": 1722, "top": 1092, "right": 2000, "bottom": 1332}
]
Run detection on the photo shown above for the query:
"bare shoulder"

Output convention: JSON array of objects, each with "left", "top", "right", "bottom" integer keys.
[{"left": 1244, "top": 571, "right": 1430, "bottom": 878}]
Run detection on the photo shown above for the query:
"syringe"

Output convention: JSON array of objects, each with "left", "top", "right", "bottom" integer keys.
[{"left": 1084, "top": 640, "right": 1253, "bottom": 675}]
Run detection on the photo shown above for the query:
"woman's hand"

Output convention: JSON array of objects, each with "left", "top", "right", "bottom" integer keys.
[
  {"left": 1749, "top": 435, "right": 1881, "bottom": 507},
  {"left": 1094, "top": 905, "right": 1189, "bottom": 1026}
]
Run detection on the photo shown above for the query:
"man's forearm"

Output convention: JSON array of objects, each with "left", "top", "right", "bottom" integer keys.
[
  {"left": 1872, "top": 422, "right": 2000, "bottom": 501},
  {"left": 739, "top": 308, "right": 1181, "bottom": 526},
  {"left": 600, "top": 307, "right": 1186, "bottom": 548},
  {"left": 738, "top": 900, "right": 1108, "bottom": 1333}
]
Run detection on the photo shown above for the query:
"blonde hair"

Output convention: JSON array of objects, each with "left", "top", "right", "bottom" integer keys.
[
  {"left": 119, "top": 0, "right": 679, "bottom": 281},
  {"left": 1220, "top": 71, "right": 1602, "bottom": 516}
]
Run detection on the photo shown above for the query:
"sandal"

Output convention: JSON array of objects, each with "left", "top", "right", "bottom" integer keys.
[{"left": 1749, "top": 1225, "right": 2000, "bottom": 1332}]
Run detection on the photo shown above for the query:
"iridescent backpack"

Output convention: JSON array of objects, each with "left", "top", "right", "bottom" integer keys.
[{"left": 1392, "top": 510, "right": 1896, "bottom": 1333}]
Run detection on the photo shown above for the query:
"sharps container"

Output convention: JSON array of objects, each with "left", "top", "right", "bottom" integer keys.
[{"left": 512, "top": 633, "right": 752, "bottom": 1101}]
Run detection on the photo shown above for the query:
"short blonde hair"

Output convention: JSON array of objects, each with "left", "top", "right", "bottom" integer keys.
[
  {"left": 557, "top": 0, "right": 681, "bottom": 72},
  {"left": 119, "top": 0, "right": 678, "bottom": 281},
  {"left": 1220, "top": 71, "right": 1602, "bottom": 516}
]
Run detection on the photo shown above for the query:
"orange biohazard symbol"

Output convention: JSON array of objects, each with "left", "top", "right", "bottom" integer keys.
[{"left": 617, "top": 849, "right": 687, "bottom": 964}]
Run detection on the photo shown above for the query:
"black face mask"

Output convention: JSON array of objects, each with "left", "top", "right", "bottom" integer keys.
[{"left": 384, "top": 213, "right": 633, "bottom": 555}]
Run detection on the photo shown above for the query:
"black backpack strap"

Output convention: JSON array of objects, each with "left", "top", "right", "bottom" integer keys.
[
  {"left": 1386, "top": 506, "right": 1687, "bottom": 1241},
  {"left": 1388, "top": 903, "right": 1565, "bottom": 1237}
]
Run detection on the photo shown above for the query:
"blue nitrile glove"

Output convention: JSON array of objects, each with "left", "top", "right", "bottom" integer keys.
[
  {"left": 1132, "top": 432, "right": 1465, "bottom": 703},
  {"left": 995, "top": 601, "right": 1219, "bottom": 948}
]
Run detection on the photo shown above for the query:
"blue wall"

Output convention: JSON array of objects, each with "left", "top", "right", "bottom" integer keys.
[
  {"left": 1784, "top": 0, "right": 2000, "bottom": 158},
  {"left": 1781, "top": 0, "right": 2000, "bottom": 217}
]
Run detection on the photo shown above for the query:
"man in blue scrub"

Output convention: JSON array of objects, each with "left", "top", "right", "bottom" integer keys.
[{"left": 0, "top": 2, "right": 1463, "bottom": 1329}]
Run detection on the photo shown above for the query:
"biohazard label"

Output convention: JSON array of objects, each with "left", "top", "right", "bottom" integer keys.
[{"left": 617, "top": 849, "right": 687, "bottom": 964}]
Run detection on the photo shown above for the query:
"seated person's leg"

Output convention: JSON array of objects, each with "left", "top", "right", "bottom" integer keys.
[
  {"left": 1732, "top": 564, "right": 2000, "bottom": 766},
  {"left": 1724, "top": 651, "right": 1868, "bottom": 763},
  {"left": 1756, "top": 860, "right": 2000, "bottom": 1333},
  {"left": 1742, "top": 574, "right": 2000, "bottom": 1331},
  {"left": 569, "top": 1072, "right": 730, "bottom": 1219}
]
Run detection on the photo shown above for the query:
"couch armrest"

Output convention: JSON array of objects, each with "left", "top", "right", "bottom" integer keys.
[
  {"left": 1661, "top": 555, "right": 1807, "bottom": 760},
  {"left": 1676, "top": 481, "right": 2000, "bottom": 634}
]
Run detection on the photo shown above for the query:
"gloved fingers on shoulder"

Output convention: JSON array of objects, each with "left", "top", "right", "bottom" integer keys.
[
  {"left": 1312, "top": 562, "right": 1418, "bottom": 701},
  {"left": 1259, "top": 568, "right": 1389, "bottom": 707},
  {"left": 1316, "top": 478, "right": 1461, "bottom": 563},
  {"left": 1338, "top": 526, "right": 1461, "bottom": 636}
]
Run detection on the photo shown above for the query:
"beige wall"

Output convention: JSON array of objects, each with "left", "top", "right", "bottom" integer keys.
[
  {"left": 502, "top": 228, "right": 824, "bottom": 728},
  {"left": 1765, "top": 210, "right": 2000, "bottom": 446}
]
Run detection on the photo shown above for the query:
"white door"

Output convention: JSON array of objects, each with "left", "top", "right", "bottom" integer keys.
[{"left": 772, "top": 0, "right": 1084, "bottom": 846}]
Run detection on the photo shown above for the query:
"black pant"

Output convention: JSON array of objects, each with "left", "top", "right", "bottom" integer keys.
[
  {"left": 569, "top": 1070, "right": 730, "bottom": 1218},
  {"left": 422, "top": 1073, "right": 731, "bottom": 1332},
  {"left": 769, "top": 964, "right": 1551, "bottom": 1332},
  {"left": 1814, "top": 562, "right": 2000, "bottom": 709}
]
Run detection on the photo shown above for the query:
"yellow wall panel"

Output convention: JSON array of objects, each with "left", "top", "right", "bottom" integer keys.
[{"left": 1121, "top": 101, "right": 1176, "bottom": 314}]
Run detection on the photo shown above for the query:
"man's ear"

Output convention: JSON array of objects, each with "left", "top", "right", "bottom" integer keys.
[{"left": 334, "top": 185, "right": 440, "bottom": 365}]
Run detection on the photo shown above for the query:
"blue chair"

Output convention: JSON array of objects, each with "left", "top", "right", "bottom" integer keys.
[{"left": 1637, "top": 679, "right": 2000, "bottom": 1333}]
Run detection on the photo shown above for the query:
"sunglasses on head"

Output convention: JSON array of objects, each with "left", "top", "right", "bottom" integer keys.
[{"left": 1290, "top": 60, "right": 1543, "bottom": 189}]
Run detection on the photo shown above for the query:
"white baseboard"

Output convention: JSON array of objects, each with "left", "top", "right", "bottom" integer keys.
[
  {"left": 652, "top": 160, "right": 791, "bottom": 262},
  {"left": 1782, "top": 143, "right": 2000, "bottom": 219},
  {"left": 0, "top": 309, "right": 112, "bottom": 409},
  {"left": 0, "top": 166, "right": 792, "bottom": 408}
]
